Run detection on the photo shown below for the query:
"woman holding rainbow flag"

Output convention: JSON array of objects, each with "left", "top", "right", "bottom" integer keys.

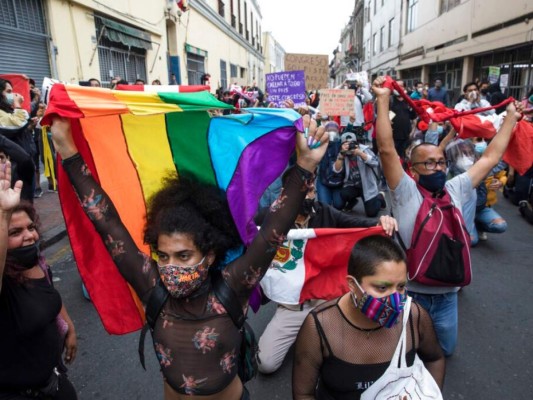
[{"left": 49, "top": 114, "right": 328, "bottom": 400}]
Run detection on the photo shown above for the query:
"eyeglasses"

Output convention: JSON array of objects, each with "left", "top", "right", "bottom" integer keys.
[{"left": 412, "top": 160, "right": 451, "bottom": 170}]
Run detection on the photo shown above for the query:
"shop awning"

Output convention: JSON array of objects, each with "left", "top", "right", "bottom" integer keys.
[
  {"left": 185, "top": 43, "right": 208, "bottom": 58},
  {"left": 97, "top": 16, "right": 152, "bottom": 50}
]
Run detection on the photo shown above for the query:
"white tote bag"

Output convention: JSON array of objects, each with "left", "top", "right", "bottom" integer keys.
[{"left": 361, "top": 297, "right": 443, "bottom": 400}]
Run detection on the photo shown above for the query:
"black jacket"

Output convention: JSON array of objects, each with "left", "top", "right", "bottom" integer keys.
[{"left": 255, "top": 200, "right": 377, "bottom": 229}]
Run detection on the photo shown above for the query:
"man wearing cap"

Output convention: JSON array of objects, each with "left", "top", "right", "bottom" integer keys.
[{"left": 329, "top": 132, "right": 386, "bottom": 216}]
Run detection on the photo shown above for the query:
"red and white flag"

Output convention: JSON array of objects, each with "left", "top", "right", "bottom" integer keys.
[{"left": 261, "top": 226, "right": 386, "bottom": 305}]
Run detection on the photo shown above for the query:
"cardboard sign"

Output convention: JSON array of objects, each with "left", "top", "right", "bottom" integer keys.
[
  {"left": 285, "top": 53, "right": 329, "bottom": 91},
  {"left": 319, "top": 89, "right": 355, "bottom": 117},
  {"left": 266, "top": 70, "right": 307, "bottom": 107}
]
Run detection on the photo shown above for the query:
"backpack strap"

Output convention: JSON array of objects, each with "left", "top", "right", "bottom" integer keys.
[
  {"left": 212, "top": 270, "right": 245, "bottom": 329},
  {"left": 138, "top": 278, "right": 169, "bottom": 370}
]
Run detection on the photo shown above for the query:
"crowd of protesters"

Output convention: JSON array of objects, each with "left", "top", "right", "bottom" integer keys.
[{"left": 0, "top": 71, "right": 531, "bottom": 400}]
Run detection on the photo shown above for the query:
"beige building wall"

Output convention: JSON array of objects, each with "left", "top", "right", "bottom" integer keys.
[
  {"left": 175, "top": 0, "right": 265, "bottom": 91},
  {"left": 397, "top": 0, "right": 532, "bottom": 72},
  {"left": 46, "top": 0, "right": 168, "bottom": 84}
]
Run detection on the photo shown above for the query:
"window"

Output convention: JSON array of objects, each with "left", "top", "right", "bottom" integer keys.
[
  {"left": 218, "top": 0, "right": 225, "bottom": 17},
  {"left": 407, "top": 0, "right": 418, "bottom": 33},
  {"left": 95, "top": 18, "right": 147, "bottom": 86},
  {"left": 238, "top": 0, "right": 242, "bottom": 33},
  {"left": 220, "top": 60, "right": 228, "bottom": 90},
  {"left": 440, "top": 0, "right": 461, "bottom": 14},
  {"left": 372, "top": 33, "right": 377, "bottom": 55},
  {"left": 364, "top": 6, "right": 369, "bottom": 24},
  {"left": 373, "top": 0, "right": 377, "bottom": 14},
  {"left": 244, "top": 2, "right": 247, "bottom": 34},
  {"left": 240, "top": 67, "right": 246, "bottom": 79},
  {"left": 380, "top": 26, "right": 384, "bottom": 52},
  {"left": 187, "top": 52, "right": 205, "bottom": 85},
  {"left": 230, "top": 0, "right": 236, "bottom": 27},
  {"left": 388, "top": 18, "right": 394, "bottom": 47},
  {"left": 230, "top": 63, "right": 238, "bottom": 78}
]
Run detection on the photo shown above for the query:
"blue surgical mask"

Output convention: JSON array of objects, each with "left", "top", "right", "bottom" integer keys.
[
  {"left": 5, "top": 92, "right": 14, "bottom": 105},
  {"left": 436, "top": 125, "right": 444, "bottom": 135},
  {"left": 474, "top": 141, "right": 487, "bottom": 155},
  {"left": 417, "top": 170, "right": 447, "bottom": 193}
]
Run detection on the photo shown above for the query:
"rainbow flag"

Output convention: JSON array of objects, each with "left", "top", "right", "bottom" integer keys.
[{"left": 41, "top": 84, "right": 302, "bottom": 334}]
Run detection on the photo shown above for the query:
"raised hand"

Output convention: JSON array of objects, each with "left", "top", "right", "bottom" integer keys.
[
  {"left": 0, "top": 161, "right": 22, "bottom": 212},
  {"left": 50, "top": 117, "right": 78, "bottom": 159},
  {"left": 372, "top": 76, "right": 392, "bottom": 98},
  {"left": 295, "top": 114, "right": 329, "bottom": 173}
]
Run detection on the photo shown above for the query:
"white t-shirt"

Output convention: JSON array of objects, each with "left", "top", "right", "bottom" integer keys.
[{"left": 390, "top": 171, "right": 474, "bottom": 294}]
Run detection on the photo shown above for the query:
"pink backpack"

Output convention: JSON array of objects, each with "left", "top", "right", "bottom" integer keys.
[{"left": 402, "top": 185, "right": 472, "bottom": 287}]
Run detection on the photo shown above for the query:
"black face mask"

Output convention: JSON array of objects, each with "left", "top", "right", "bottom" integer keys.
[
  {"left": 7, "top": 241, "right": 40, "bottom": 269},
  {"left": 299, "top": 198, "right": 315, "bottom": 217}
]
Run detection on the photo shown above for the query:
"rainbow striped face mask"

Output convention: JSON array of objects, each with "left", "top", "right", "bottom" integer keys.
[{"left": 349, "top": 277, "right": 407, "bottom": 328}]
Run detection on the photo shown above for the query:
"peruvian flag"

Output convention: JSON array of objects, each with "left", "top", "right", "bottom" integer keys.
[
  {"left": 261, "top": 226, "right": 386, "bottom": 305},
  {"left": 115, "top": 84, "right": 210, "bottom": 92}
]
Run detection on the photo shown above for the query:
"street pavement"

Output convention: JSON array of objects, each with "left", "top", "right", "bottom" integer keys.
[{"left": 38, "top": 190, "right": 533, "bottom": 399}]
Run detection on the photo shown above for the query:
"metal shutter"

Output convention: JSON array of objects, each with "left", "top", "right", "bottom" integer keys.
[{"left": 0, "top": 0, "right": 51, "bottom": 87}]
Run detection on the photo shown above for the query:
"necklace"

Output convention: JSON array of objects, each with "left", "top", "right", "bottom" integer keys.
[{"left": 352, "top": 323, "right": 383, "bottom": 339}]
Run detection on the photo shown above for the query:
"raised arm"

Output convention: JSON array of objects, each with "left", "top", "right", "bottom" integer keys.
[
  {"left": 373, "top": 76, "right": 404, "bottom": 189},
  {"left": 50, "top": 118, "right": 154, "bottom": 298},
  {"left": 467, "top": 102, "right": 521, "bottom": 188},
  {"left": 224, "top": 115, "right": 328, "bottom": 301},
  {"left": 0, "top": 161, "right": 22, "bottom": 292}
]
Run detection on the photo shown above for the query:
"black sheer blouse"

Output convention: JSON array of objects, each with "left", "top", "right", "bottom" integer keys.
[{"left": 63, "top": 154, "right": 312, "bottom": 395}]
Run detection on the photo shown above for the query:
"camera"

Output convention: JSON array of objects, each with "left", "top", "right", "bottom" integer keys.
[{"left": 348, "top": 141, "right": 358, "bottom": 150}]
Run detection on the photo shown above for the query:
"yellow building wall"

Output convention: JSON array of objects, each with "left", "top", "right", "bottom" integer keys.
[{"left": 46, "top": 0, "right": 168, "bottom": 84}]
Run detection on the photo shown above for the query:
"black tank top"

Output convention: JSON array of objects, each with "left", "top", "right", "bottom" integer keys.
[{"left": 313, "top": 302, "right": 416, "bottom": 400}]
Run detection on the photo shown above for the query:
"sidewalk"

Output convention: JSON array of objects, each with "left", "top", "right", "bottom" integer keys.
[{"left": 34, "top": 189, "right": 67, "bottom": 249}]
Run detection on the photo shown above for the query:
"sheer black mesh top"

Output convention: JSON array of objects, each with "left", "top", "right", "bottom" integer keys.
[
  {"left": 293, "top": 297, "right": 444, "bottom": 400},
  {"left": 63, "top": 153, "right": 312, "bottom": 395}
]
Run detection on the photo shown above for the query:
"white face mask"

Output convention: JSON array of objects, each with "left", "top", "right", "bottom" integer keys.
[
  {"left": 467, "top": 91, "right": 478, "bottom": 102},
  {"left": 417, "top": 87, "right": 423, "bottom": 93},
  {"left": 328, "top": 130, "right": 340, "bottom": 141},
  {"left": 455, "top": 155, "right": 475, "bottom": 172},
  {"left": 5, "top": 92, "right": 14, "bottom": 105}
]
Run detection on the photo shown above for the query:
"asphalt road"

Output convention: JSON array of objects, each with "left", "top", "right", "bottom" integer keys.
[{"left": 47, "top": 195, "right": 533, "bottom": 400}]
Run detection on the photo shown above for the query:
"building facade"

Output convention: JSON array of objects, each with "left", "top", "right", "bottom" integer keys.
[
  {"left": 0, "top": 0, "right": 169, "bottom": 87},
  {"left": 174, "top": 0, "right": 265, "bottom": 91},
  {"left": 263, "top": 31, "right": 285, "bottom": 74},
  {"left": 363, "top": 0, "right": 533, "bottom": 104},
  {"left": 361, "top": 0, "right": 402, "bottom": 79},
  {"left": 0, "top": 0, "right": 265, "bottom": 91}
]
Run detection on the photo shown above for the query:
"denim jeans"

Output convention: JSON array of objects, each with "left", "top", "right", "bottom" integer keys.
[
  {"left": 471, "top": 206, "right": 507, "bottom": 245},
  {"left": 408, "top": 291, "right": 458, "bottom": 357},
  {"left": 316, "top": 179, "right": 334, "bottom": 205}
]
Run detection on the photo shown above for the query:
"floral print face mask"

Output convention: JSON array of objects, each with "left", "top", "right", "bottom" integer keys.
[{"left": 157, "top": 256, "right": 208, "bottom": 298}]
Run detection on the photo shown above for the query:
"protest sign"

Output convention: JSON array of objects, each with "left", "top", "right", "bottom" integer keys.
[
  {"left": 266, "top": 70, "right": 307, "bottom": 107},
  {"left": 319, "top": 89, "right": 355, "bottom": 117},
  {"left": 488, "top": 66, "right": 501, "bottom": 84},
  {"left": 285, "top": 54, "right": 329, "bottom": 91}
]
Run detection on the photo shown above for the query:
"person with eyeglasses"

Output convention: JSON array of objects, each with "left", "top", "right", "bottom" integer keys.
[{"left": 372, "top": 76, "right": 522, "bottom": 357}]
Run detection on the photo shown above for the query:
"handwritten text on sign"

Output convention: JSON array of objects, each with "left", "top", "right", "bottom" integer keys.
[
  {"left": 319, "top": 89, "right": 355, "bottom": 117},
  {"left": 285, "top": 54, "right": 329, "bottom": 91},
  {"left": 266, "top": 70, "right": 307, "bottom": 107}
]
